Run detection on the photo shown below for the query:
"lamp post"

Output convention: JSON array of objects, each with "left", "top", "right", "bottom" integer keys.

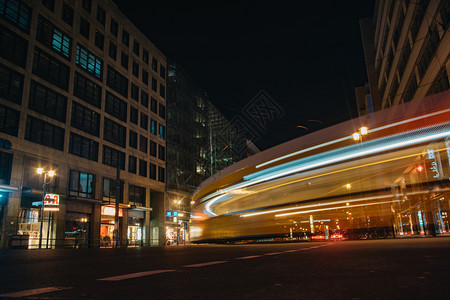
[
  {"left": 352, "top": 126, "right": 369, "bottom": 142},
  {"left": 37, "top": 168, "right": 54, "bottom": 249}
]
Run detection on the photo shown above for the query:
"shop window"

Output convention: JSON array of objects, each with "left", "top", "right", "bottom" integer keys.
[{"left": 69, "top": 170, "right": 95, "bottom": 198}]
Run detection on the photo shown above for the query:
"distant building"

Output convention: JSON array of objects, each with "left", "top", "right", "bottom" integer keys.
[
  {"left": 358, "top": 0, "right": 449, "bottom": 115},
  {"left": 0, "top": 0, "right": 167, "bottom": 248},
  {"left": 166, "top": 61, "right": 235, "bottom": 244}
]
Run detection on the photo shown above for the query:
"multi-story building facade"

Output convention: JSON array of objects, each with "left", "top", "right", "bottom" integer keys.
[
  {"left": 166, "top": 62, "right": 234, "bottom": 244},
  {"left": 357, "top": 0, "right": 449, "bottom": 115},
  {"left": 0, "top": 0, "right": 167, "bottom": 249}
]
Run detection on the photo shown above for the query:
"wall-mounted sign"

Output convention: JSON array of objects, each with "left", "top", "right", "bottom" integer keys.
[
  {"left": 101, "top": 206, "right": 123, "bottom": 217},
  {"left": 0, "top": 138, "right": 12, "bottom": 150},
  {"left": 44, "top": 194, "right": 59, "bottom": 206}
]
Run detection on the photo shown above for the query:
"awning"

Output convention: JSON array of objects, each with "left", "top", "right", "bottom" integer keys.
[{"left": 0, "top": 184, "right": 19, "bottom": 193}]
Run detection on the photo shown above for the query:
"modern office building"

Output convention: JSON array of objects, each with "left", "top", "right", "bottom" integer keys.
[
  {"left": 166, "top": 61, "right": 235, "bottom": 244},
  {"left": 0, "top": 0, "right": 167, "bottom": 249},
  {"left": 357, "top": 0, "right": 449, "bottom": 115}
]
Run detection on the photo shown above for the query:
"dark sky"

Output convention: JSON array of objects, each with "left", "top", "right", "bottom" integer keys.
[{"left": 113, "top": 0, "right": 375, "bottom": 150}]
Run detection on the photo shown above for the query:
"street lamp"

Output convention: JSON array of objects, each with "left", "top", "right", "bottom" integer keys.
[
  {"left": 37, "top": 168, "right": 55, "bottom": 249},
  {"left": 352, "top": 126, "right": 369, "bottom": 142}
]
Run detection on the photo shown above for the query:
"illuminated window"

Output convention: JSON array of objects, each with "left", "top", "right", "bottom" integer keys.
[
  {"left": 0, "top": 0, "right": 32, "bottom": 32},
  {"left": 37, "top": 15, "right": 72, "bottom": 60},
  {"left": 69, "top": 170, "right": 95, "bottom": 198},
  {"left": 76, "top": 44, "right": 103, "bottom": 79},
  {"left": 158, "top": 124, "right": 165, "bottom": 140},
  {"left": 150, "top": 119, "right": 157, "bottom": 135}
]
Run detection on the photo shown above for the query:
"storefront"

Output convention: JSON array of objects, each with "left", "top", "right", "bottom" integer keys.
[
  {"left": 100, "top": 205, "right": 123, "bottom": 247},
  {"left": 128, "top": 209, "right": 144, "bottom": 247}
]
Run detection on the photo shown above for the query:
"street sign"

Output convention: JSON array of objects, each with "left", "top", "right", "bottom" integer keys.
[{"left": 44, "top": 194, "right": 59, "bottom": 206}]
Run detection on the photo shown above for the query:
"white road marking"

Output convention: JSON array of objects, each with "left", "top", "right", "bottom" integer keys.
[
  {"left": 184, "top": 261, "right": 228, "bottom": 267},
  {"left": 264, "top": 252, "right": 283, "bottom": 256},
  {"left": 98, "top": 269, "right": 175, "bottom": 281},
  {"left": 0, "top": 287, "right": 71, "bottom": 298},
  {"left": 236, "top": 255, "right": 262, "bottom": 260}
]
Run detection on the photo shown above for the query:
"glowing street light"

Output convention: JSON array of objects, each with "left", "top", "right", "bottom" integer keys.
[
  {"left": 352, "top": 126, "right": 369, "bottom": 142},
  {"left": 37, "top": 168, "right": 55, "bottom": 249}
]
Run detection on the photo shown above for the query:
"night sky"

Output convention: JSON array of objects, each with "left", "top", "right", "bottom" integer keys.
[{"left": 113, "top": 0, "right": 375, "bottom": 150}]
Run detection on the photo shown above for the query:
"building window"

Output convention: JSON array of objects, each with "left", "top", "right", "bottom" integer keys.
[
  {"left": 150, "top": 97, "right": 157, "bottom": 113},
  {"left": 0, "top": 62, "right": 24, "bottom": 104},
  {"left": 0, "top": 150, "right": 12, "bottom": 184},
  {"left": 150, "top": 119, "right": 157, "bottom": 135},
  {"left": 0, "top": 24, "right": 28, "bottom": 68},
  {"left": 143, "top": 49, "right": 149, "bottom": 63},
  {"left": 105, "top": 91, "right": 127, "bottom": 122},
  {"left": 102, "top": 178, "right": 116, "bottom": 202},
  {"left": 102, "top": 145, "right": 125, "bottom": 170},
  {"left": 158, "top": 166, "right": 165, "bottom": 182},
  {"left": 71, "top": 101, "right": 100, "bottom": 137},
  {"left": 158, "top": 124, "right": 165, "bottom": 140},
  {"left": 69, "top": 170, "right": 95, "bottom": 198},
  {"left": 142, "top": 70, "right": 148, "bottom": 85},
  {"left": 150, "top": 140, "right": 156, "bottom": 157},
  {"left": 121, "top": 52, "right": 128, "bottom": 69},
  {"left": 29, "top": 80, "right": 67, "bottom": 123},
  {"left": 42, "top": 0, "right": 55, "bottom": 11},
  {"left": 141, "top": 91, "right": 148, "bottom": 108},
  {"left": 82, "top": 0, "right": 91, "bottom": 12},
  {"left": 139, "top": 135, "right": 147, "bottom": 153},
  {"left": 69, "top": 132, "right": 98, "bottom": 161},
  {"left": 152, "top": 58, "right": 157, "bottom": 72},
  {"left": 129, "top": 130, "right": 137, "bottom": 148},
  {"left": 103, "top": 117, "right": 126, "bottom": 148},
  {"left": 151, "top": 77, "right": 157, "bottom": 92},
  {"left": 94, "top": 30, "right": 104, "bottom": 50},
  {"left": 138, "top": 160, "right": 147, "bottom": 177},
  {"left": 61, "top": 3, "right": 73, "bottom": 26},
  {"left": 160, "top": 65, "right": 165, "bottom": 79},
  {"left": 132, "top": 61, "right": 139, "bottom": 77},
  {"left": 79, "top": 18, "right": 90, "bottom": 39},
  {"left": 96, "top": 6, "right": 105, "bottom": 25},
  {"left": 122, "top": 29, "right": 129, "bottom": 46},
  {"left": 110, "top": 18, "right": 118, "bottom": 36},
  {"left": 36, "top": 15, "right": 72, "bottom": 60},
  {"left": 159, "top": 103, "right": 166, "bottom": 119},
  {"left": 0, "top": 103, "right": 20, "bottom": 136},
  {"left": 106, "top": 65, "right": 128, "bottom": 98},
  {"left": 0, "top": 0, "right": 32, "bottom": 32},
  {"left": 158, "top": 145, "right": 165, "bottom": 161},
  {"left": 133, "top": 40, "right": 139, "bottom": 56},
  {"left": 76, "top": 44, "right": 103, "bottom": 80},
  {"left": 74, "top": 71, "right": 102, "bottom": 108},
  {"left": 33, "top": 47, "right": 70, "bottom": 91},
  {"left": 149, "top": 163, "right": 156, "bottom": 180},
  {"left": 140, "top": 112, "right": 148, "bottom": 130},
  {"left": 159, "top": 84, "right": 165, "bottom": 98},
  {"left": 128, "top": 156, "right": 137, "bottom": 174},
  {"left": 129, "top": 184, "right": 145, "bottom": 205},
  {"left": 109, "top": 42, "right": 117, "bottom": 60},
  {"left": 131, "top": 83, "right": 139, "bottom": 101},
  {"left": 130, "top": 106, "right": 138, "bottom": 124},
  {"left": 25, "top": 115, "right": 64, "bottom": 151}
]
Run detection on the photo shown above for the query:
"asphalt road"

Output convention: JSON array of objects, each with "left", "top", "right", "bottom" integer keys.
[{"left": 0, "top": 238, "right": 449, "bottom": 299}]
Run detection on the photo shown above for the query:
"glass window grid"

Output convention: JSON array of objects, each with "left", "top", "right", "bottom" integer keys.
[
  {"left": 76, "top": 44, "right": 103, "bottom": 80},
  {"left": 69, "top": 132, "right": 98, "bottom": 161},
  {"left": 0, "top": 23, "right": 28, "bottom": 68},
  {"left": 103, "top": 117, "right": 126, "bottom": 148},
  {"left": 102, "top": 145, "right": 125, "bottom": 170},
  {"left": 25, "top": 115, "right": 64, "bottom": 150},
  {"left": 73, "top": 71, "right": 102, "bottom": 108},
  {"left": 32, "top": 46, "right": 70, "bottom": 91},
  {"left": 71, "top": 101, "right": 100, "bottom": 137},
  {"left": 0, "top": 62, "right": 24, "bottom": 104},
  {"left": 0, "top": 0, "right": 32, "bottom": 32},
  {"left": 69, "top": 169, "right": 95, "bottom": 198},
  {"left": 29, "top": 80, "right": 67, "bottom": 123},
  {"left": 0, "top": 103, "right": 20, "bottom": 136}
]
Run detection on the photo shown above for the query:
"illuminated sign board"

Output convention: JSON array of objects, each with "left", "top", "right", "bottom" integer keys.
[
  {"left": 44, "top": 194, "right": 59, "bottom": 206},
  {"left": 101, "top": 206, "right": 123, "bottom": 217}
]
